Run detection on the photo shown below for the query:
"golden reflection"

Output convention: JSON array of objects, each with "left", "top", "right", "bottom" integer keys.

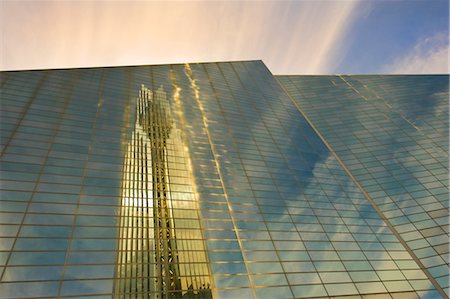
[{"left": 114, "top": 84, "right": 211, "bottom": 298}]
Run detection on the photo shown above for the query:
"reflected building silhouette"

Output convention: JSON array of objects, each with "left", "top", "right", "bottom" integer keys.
[{"left": 115, "top": 85, "right": 212, "bottom": 298}]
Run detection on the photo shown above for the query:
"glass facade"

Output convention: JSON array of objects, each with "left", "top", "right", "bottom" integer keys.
[
  {"left": 0, "top": 62, "right": 448, "bottom": 299},
  {"left": 277, "top": 74, "right": 449, "bottom": 298}
]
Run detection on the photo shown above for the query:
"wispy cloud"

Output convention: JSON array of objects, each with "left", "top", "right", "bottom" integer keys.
[
  {"left": 383, "top": 32, "right": 449, "bottom": 74},
  {"left": 271, "top": 1, "right": 362, "bottom": 74},
  {"left": 0, "top": 1, "right": 361, "bottom": 74}
]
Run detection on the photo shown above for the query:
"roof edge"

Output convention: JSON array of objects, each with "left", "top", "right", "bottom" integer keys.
[{"left": 0, "top": 59, "right": 265, "bottom": 73}]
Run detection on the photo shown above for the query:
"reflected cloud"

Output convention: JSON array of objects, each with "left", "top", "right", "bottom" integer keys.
[{"left": 277, "top": 74, "right": 449, "bottom": 293}]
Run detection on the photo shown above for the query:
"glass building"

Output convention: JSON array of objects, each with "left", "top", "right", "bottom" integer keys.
[
  {"left": 277, "top": 75, "right": 449, "bottom": 298},
  {"left": 0, "top": 61, "right": 448, "bottom": 299}
]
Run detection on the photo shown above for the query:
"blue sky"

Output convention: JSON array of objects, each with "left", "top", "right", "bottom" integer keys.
[
  {"left": 1, "top": 0, "right": 448, "bottom": 74},
  {"left": 336, "top": 0, "right": 449, "bottom": 74}
]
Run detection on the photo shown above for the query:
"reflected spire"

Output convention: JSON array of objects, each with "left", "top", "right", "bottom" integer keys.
[{"left": 114, "top": 84, "right": 212, "bottom": 299}]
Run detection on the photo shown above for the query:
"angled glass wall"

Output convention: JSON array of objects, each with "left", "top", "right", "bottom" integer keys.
[
  {"left": 0, "top": 62, "right": 446, "bottom": 298},
  {"left": 277, "top": 74, "right": 449, "bottom": 297}
]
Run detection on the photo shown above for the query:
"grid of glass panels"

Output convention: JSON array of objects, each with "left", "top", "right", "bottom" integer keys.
[
  {"left": 1, "top": 67, "right": 133, "bottom": 298},
  {"left": 0, "top": 63, "right": 444, "bottom": 298},
  {"left": 277, "top": 74, "right": 449, "bottom": 297}
]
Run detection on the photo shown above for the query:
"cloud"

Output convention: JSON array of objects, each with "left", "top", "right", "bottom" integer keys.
[
  {"left": 257, "top": 1, "right": 362, "bottom": 74},
  {"left": 383, "top": 32, "right": 449, "bottom": 74},
  {"left": 0, "top": 1, "right": 361, "bottom": 74}
]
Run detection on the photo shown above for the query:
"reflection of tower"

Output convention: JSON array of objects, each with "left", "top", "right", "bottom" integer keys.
[
  {"left": 140, "top": 85, "right": 182, "bottom": 295},
  {"left": 114, "top": 85, "right": 212, "bottom": 299}
]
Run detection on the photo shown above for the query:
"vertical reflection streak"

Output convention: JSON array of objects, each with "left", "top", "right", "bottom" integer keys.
[
  {"left": 170, "top": 67, "right": 214, "bottom": 295},
  {"left": 185, "top": 63, "right": 259, "bottom": 297}
]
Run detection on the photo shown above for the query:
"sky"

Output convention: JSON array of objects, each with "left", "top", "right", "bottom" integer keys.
[{"left": 0, "top": 0, "right": 448, "bottom": 74}]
